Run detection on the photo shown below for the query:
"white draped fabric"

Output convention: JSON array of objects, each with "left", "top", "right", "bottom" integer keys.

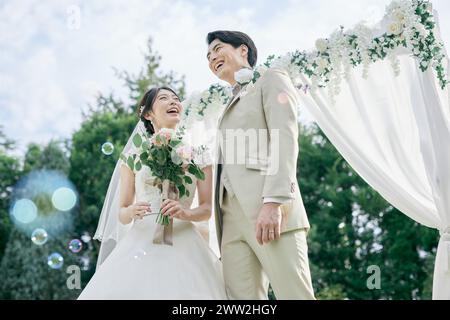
[{"left": 298, "top": 48, "right": 450, "bottom": 298}]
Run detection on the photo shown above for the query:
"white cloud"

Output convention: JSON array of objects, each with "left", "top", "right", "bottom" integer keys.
[{"left": 0, "top": 0, "right": 449, "bottom": 154}]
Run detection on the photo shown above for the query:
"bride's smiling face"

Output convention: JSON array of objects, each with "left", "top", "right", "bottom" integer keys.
[{"left": 144, "top": 89, "right": 182, "bottom": 129}]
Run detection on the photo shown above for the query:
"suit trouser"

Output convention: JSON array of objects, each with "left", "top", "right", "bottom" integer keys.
[{"left": 220, "top": 187, "right": 316, "bottom": 300}]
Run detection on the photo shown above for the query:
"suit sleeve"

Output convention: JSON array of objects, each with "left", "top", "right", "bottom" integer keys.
[{"left": 261, "top": 68, "right": 300, "bottom": 199}]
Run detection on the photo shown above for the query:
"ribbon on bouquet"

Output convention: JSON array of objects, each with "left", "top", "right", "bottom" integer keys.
[
  {"left": 152, "top": 179, "right": 176, "bottom": 246},
  {"left": 152, "top": 218, "right": 173, "bottom": 245}
]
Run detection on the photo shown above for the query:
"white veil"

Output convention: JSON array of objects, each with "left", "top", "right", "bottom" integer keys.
[
  {"left": 93, "top": 116, "right": 222, "bottom": 269},
  {"left": 93, "top": 120, "right": 148, "bottom": 269}
]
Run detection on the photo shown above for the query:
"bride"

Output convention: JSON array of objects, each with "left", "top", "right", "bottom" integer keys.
[{"left": 78, "top": 87, "right": 227, "bottom": 299}]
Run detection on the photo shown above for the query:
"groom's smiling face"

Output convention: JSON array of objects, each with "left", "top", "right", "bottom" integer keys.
[{"left": 207, "top": 39, "right": 249, "bottom": 85}]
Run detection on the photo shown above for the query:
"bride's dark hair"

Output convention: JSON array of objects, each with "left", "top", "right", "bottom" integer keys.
[{"left": 137, "top": 86, "right": 179, "bottom": 135}]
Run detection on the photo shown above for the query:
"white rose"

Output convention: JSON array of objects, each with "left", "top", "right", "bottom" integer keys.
[
  {"left": 415, "top": 24, "right": 429, "bottom": 38},
  {"left": 393, "top": 10, "right": 406, "bottom": 23},
  {"left": 234, "top": 68, "right": 254, "bottom": 85},
  {"left": 387, "top": 21, "right": 403, "bottom": 35},
  {"left": 315, "top": 38, "right": 328, "bottom": 52},
  {"left": 316, "top": 57, "right": 329, "bottom": 73}
]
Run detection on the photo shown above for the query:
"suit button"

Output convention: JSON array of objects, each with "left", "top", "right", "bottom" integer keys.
[{"left": 291, "top": 183, "right": 295, "bottom": 193}]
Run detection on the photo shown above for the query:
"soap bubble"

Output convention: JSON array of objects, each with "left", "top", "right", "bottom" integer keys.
[
  {"left": 31, "top": 228, "right": 48, "bottom": 245},
  {"left": 52, "top": 187, "right": 77, "bottom": 211},
  {"left": 68, "top": 239, "right": 83, "bottom": 253},
  {"left": 47, "top": 252, "right": 64, "bottom": 269},
  {"left": 12, "top": 199, "right": 37, "bottom": 224},
  {"left": 132, "top": 248, "right": 147, "bottom": 260},
  {"left": 101, "top": 142, "right": 114, "bottom": 155}
]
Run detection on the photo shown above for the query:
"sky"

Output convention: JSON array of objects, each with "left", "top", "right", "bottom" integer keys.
[{"left": 1, "top": 0, "right": 449, "bottom": 154}]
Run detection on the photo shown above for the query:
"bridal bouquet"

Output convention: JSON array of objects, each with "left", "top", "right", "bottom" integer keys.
[{"left": 121, "top": 128, "right": 205, "bottom": 227}]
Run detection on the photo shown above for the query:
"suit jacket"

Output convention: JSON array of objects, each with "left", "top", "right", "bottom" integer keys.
[{"left": 213, "top": 67, "right": 310, "bottom": 247}]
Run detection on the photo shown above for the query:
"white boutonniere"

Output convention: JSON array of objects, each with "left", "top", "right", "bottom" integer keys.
[
  {"left": 234, "top": 68, "right": 254, "bottom": 86},
  {"left": 234, "top": 66, "right": 267, "bottom": 98}
]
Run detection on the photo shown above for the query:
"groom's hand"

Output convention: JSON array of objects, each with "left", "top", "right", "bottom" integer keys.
[{"left": 256, "top": 203, "right": 282, "bottom": 245}]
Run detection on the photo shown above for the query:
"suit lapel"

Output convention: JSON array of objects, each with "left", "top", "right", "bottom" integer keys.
[
  {"left": 214, "top": 97, "right": 236, "bottom": 175},
  {"left": 218, "top": 95, "right": 240, "bottom": 126},
  {"left": 214, "top": 91, "right": 240, "bottom": 195},
  {"left": 218, "top": 82, "right": 249, "bottom": 126}
]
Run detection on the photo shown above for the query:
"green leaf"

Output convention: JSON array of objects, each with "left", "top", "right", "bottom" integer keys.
[
  {"left": 132, "top": 134, "right": 142, "bottom": 148},
  {"left": 155, "top": 167, "right": 163, "bottom": 176},
  {"left": 178, "top": 184, "right": 186, "bottom": 198},
  {"left": 198, "top": 169, "right": 205, "bottom": 181},
  {"left": 119, "top": 153, "right": 127, "bottom": 162},
  {"left": 188, "top": 164, "right": 197, "bottom": 176},
  {"left": 174, "top": 175, "right": 183, "bottom": 185},
  {"left": 169, "top": 139, "right": 182, "bottom": 148},
  {"left": 156, "top": 150, "right": 166, "bottom": 165},
  {"left": 135, "top": 161, "right": 142, "bottom": 171},
  {"left": 150, "top": 148, "right": 158, "bottom": 159},
  {"left": 184, "top": 176, "right": 193, "bottom": 184},
  {"left": 140, "top": 151, "right": 149, "bottom": 160},
  {"left": 127, "top": 156, "right": 134, "bottom": 171},
  {"left": 142, "top": 141, "right": 150, "bottom": 151}
]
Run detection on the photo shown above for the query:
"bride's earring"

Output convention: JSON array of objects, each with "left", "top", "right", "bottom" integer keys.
[{"left": 150, "top": 119, "right": 157, "bottom": 131}]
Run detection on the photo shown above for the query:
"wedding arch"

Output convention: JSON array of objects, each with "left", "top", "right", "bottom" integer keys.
[{"left": 180, "top": 0, "right": 449, "bottom": 299}]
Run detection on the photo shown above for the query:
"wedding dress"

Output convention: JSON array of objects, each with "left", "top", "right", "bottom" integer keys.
[{"left": 78, "top": 149, "right": 227, "bottom": 300}]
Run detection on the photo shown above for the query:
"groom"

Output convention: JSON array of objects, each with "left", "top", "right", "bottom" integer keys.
[{"left": 207, "top": 30, "right": 315, "bottom": 300}]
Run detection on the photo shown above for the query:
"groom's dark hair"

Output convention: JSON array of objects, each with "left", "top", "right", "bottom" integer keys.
[{"left": 206, "top": 31, "right": 257, "bottom": 67}]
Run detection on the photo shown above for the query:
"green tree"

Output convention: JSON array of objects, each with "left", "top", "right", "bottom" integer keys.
[
  {"left": 23, "top": 143, "right": 42, "bottom": 174},
  {"left": 0, "top": 140, "right": 80, "bottom": 299},
  {"left": 115, "top": 38, "right": 186, "bottom": 107},
  {"left": 23, "top": 141, "right": 70, "bottom": 175},
  {"left": 0, "top": 126, "right": 14, "bottom": 150},
  {"left": 0, "top": 128, "right": 21, "bottom": 262},
  {"left": 0, "top": 228, "right": 79, "bottom": 299}
]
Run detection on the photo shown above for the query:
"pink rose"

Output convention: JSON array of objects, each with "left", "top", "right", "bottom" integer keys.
[{"left": 176, "top": 145, "right": 193, "bottom": 163}]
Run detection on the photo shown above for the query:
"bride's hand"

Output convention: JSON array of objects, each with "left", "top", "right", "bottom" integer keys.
[
  {"left": 160, "top": 199, "right": 191, "bottom": 220},
  {"left": 126, "top": 202, "right": 151, "bottom": 220}
]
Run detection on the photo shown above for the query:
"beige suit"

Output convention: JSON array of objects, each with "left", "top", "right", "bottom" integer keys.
[{"left": 214, "top": 68, "right": 315, "bottom": 300}]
